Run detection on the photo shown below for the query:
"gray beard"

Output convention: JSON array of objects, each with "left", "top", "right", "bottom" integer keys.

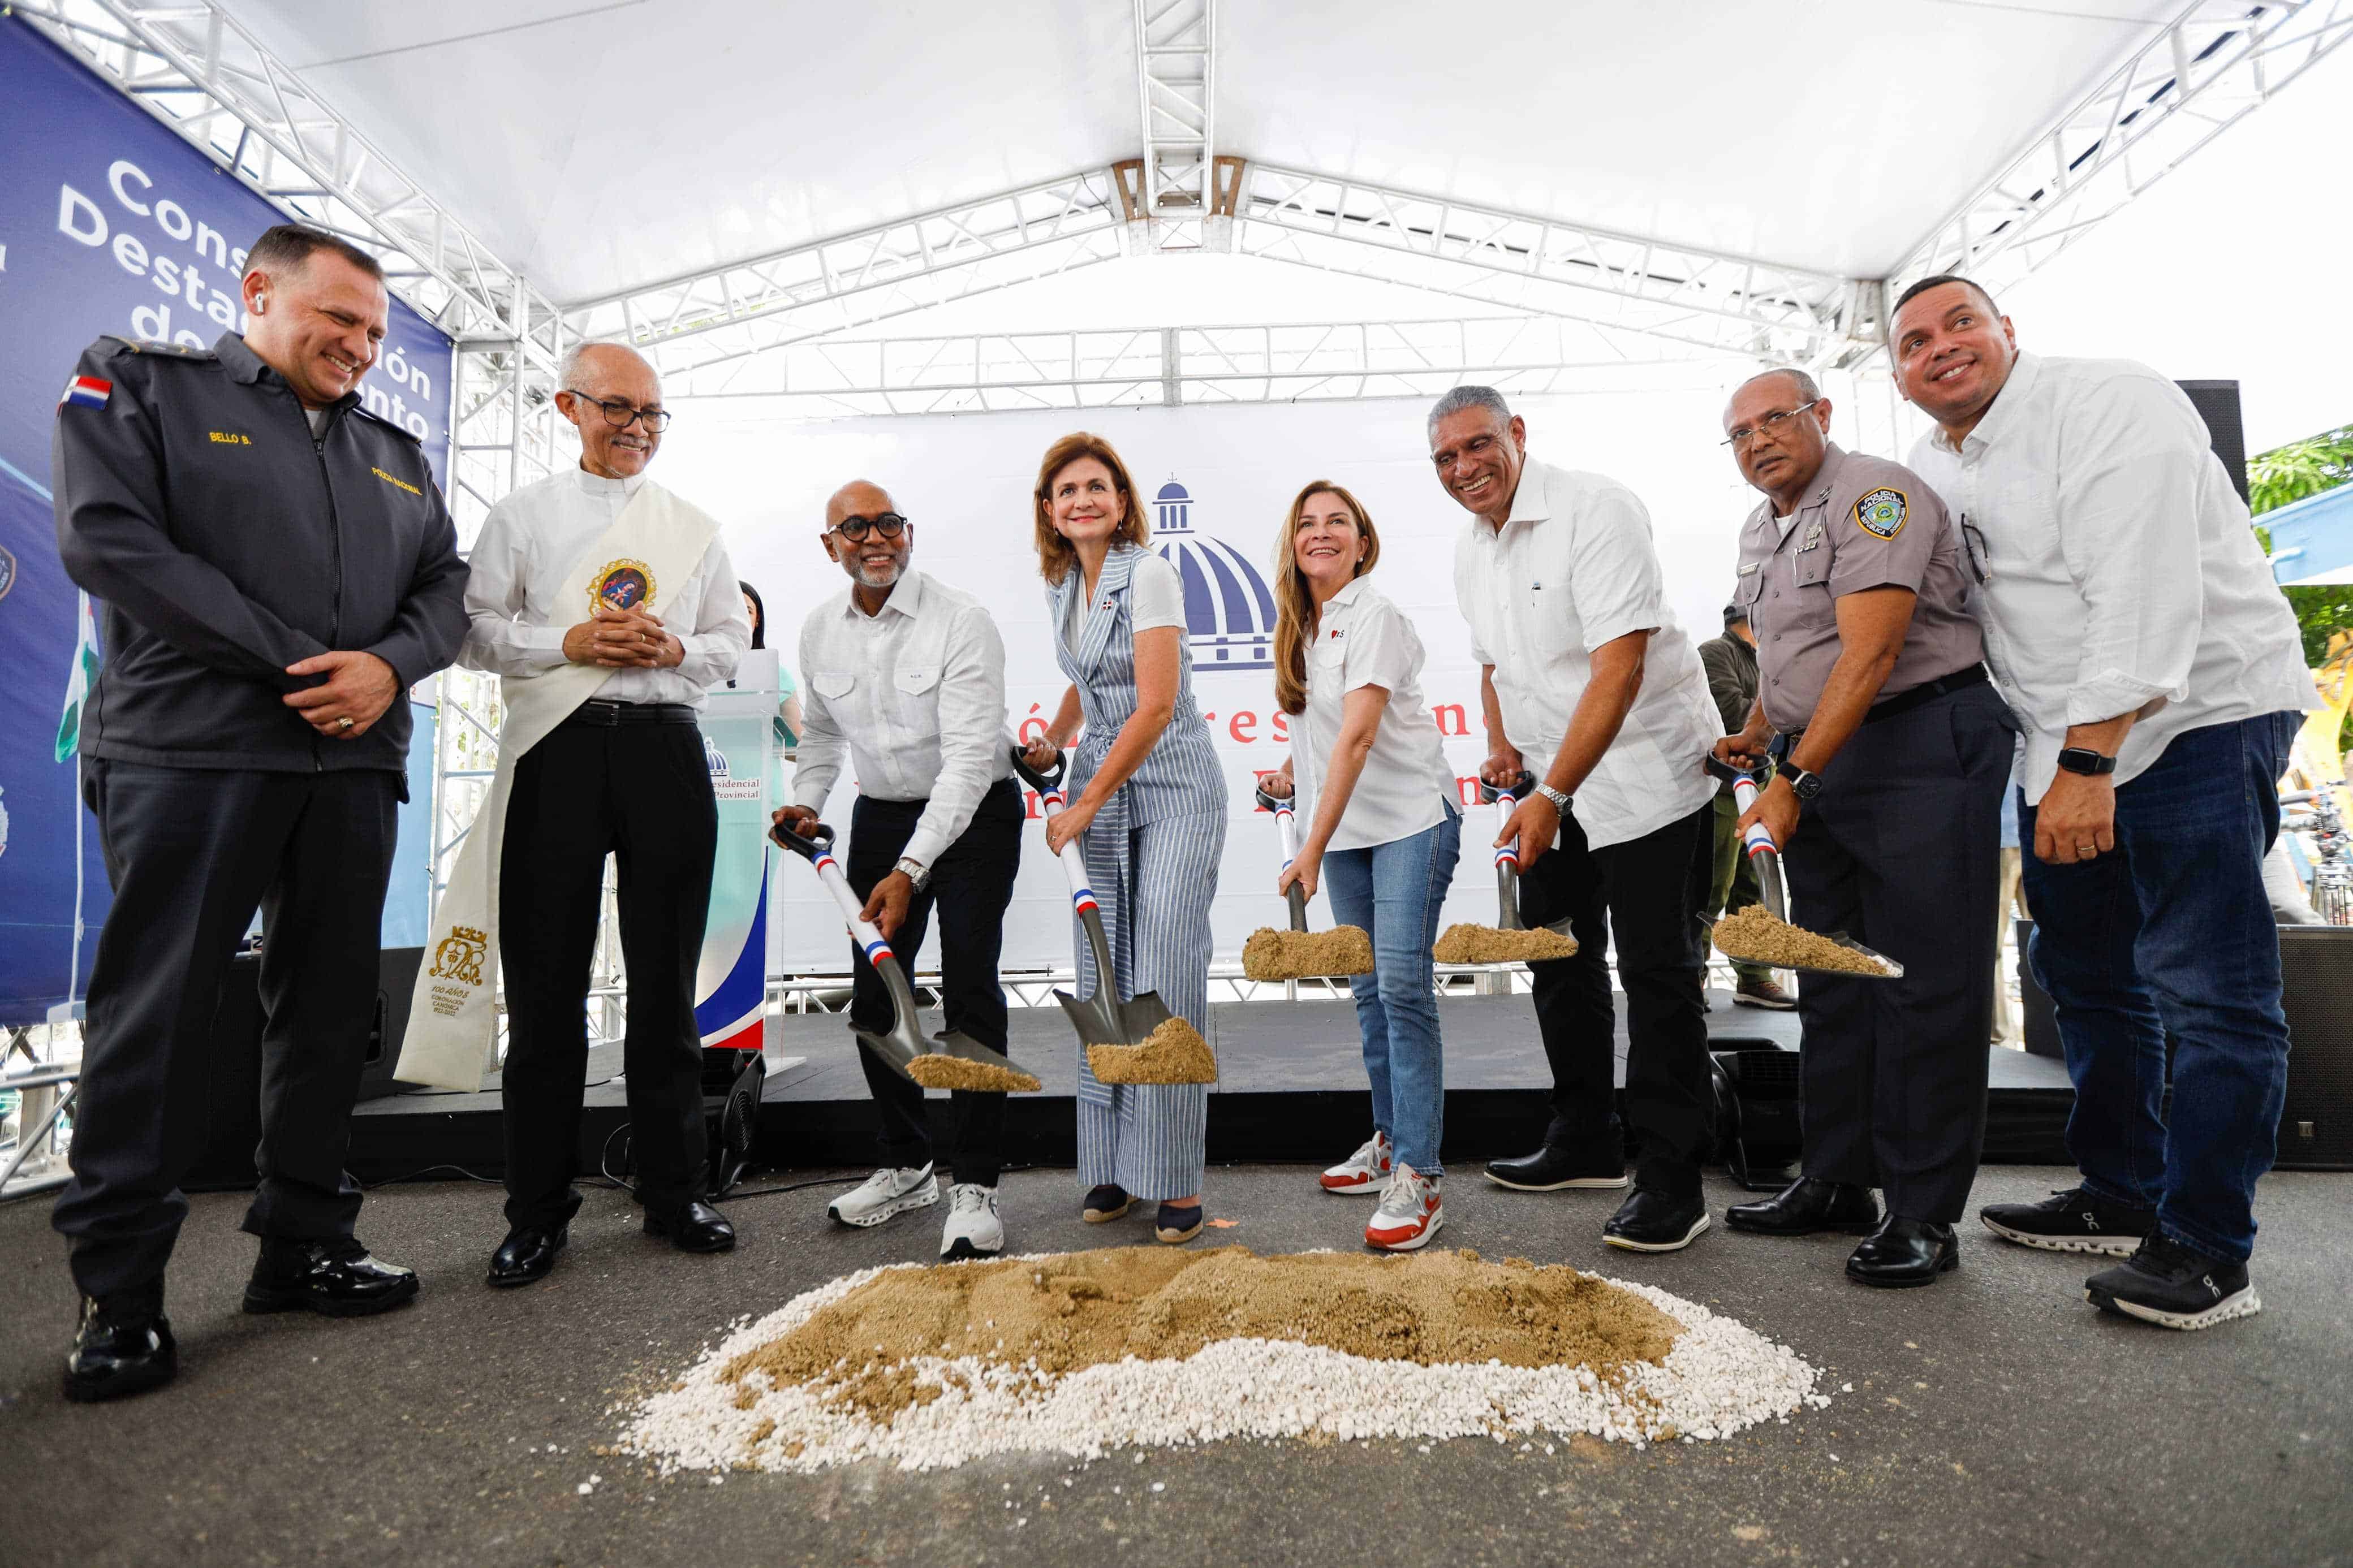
[{"left": 848, "top": 548, "right": 909, "bottom": 591}]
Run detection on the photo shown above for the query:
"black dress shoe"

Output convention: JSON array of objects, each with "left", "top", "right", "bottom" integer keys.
[
  {"left": 487, "top": 1224, "right": 568, "bottom": 1288},
  {"left": 63, "top": 1291, "right": 177, "bottom": 1404},
  {"left": 1726, "top": 1177, "right": 1882, "bottom": 1237},
  {"left": 243, "top": 1238, "right": 420, "bottom": 1317},
  {"left": 1484, "top": 1142, "right": 1627, "bottom": 1191},
  {"left": 645, "top": 1199, "right": 735, "bottom": 1253},
  {"left": 1847, "top": 1215, "right": 1959, "bottom": 1288},
  {"left": 1602, "top": 1186, "right": 1711, "bottom": 1252}
]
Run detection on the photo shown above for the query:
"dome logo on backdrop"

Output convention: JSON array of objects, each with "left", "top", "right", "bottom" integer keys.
[{"left": 1150, "top": 480, "right": 1276, "bottom": 673}]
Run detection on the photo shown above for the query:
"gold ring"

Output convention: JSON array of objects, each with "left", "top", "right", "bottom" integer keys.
[{"left": 338, "top": 716, "right": 355, "bottom": 730}]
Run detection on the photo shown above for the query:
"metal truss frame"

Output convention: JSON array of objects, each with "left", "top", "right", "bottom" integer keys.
[
  {"left": 11, "top": 0, "right": 555, "bottom": 347},
  {"left": 1891, "top": 0, "right": 2353, "bottom": 304},
  {"left": 561, "top": 171, "right": 1132, "bottom": 378},
  {"left": 662, "top": 314, "right": 1740, "bottom": 415},
  {"left": 1122, "top": 0, "right": 1224, "bottom": 252}
]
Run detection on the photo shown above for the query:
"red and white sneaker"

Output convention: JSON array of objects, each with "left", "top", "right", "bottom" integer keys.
[
  {"left": 1320, "top": 1130, "right": 1394, "bottom": 1194},
  {"left": 1366, "top": 1164, "right": 1443, "bottom": 1252}
]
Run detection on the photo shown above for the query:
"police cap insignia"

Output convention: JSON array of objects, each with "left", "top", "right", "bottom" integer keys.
[{"left": 1854, "top": 487, "right": 1908, "bottom": 540}]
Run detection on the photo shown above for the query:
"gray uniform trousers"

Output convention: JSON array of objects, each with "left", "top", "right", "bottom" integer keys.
[{"left": 1780, "top": 680, "right": 2016, "bottom": 1223}]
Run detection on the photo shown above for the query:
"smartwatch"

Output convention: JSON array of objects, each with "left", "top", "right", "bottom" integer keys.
[
  {"left": 1782, "top": 765, "right": 1825, "bottom": 802},
  {"left": 1534, "top": 783, "right": 1571, "bottom": 814},
  {"left": 894, "top": 856, "right": 931, "bottom": 891},
  {"left": 2055, "top": 748, "right": 2118, "bottom": 777}
]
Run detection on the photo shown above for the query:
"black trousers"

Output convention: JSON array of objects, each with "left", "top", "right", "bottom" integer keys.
[
  {"left": 1516, "top": 798, "right": 1717, "bottom": 1197},
  {"left": 54, "top": 760, "right": 398, "bottom": 1301},
  {"left": 498, "top": 718, "right": 714, "bottom": 1229},
  {"left": 1782, "top": 681, "right": 2014, "bottom": 1223},
  {"left": 848, "top": 778, "right": 1024, "bottom": 1186}
]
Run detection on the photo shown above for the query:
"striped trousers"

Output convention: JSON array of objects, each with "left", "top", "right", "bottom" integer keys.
[{"left": 1073, "top": 807, "right": 1225, "bottom": 1199}]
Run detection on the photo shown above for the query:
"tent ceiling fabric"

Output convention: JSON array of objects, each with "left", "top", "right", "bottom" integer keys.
[{"left": 210, "top": 0, "right": 2190, "bottom": 309}]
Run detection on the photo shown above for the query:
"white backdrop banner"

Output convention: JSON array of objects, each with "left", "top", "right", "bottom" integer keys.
[{"left": 661, "top": 390, "right": 1818, "bottom": 974}]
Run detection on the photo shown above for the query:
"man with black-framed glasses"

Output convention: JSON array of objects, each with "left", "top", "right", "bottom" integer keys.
[
  {"left": 1710, "top": 366, "right": 2012, "bottom": 1288},
  {"left": 774, "top": 480, "right": 1022, "bottom": 1262},
  {"left": 456, "top": 339, "right": 749, "bottom": 1288}
]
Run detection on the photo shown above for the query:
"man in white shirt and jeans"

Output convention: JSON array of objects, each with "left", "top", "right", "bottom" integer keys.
[
  {"left": 774, "top": 481, "right": 1022, "bottom": 1262},
  {"left": 1896, "top": 275, "right": 2315, "bottom": 1331},
  {"left": 1434, "top": 386, "right": 1724, "bottom": 1253}
]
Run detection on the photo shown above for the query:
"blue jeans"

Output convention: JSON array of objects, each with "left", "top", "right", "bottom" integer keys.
[
  {"left": 1324, "top": 805, "right": 1462, "bottom": 1175},
  {"left": 2019, "top": 711, "right": 2302, "bottom": 1264}
]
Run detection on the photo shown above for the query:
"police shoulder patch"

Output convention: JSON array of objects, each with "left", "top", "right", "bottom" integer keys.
[{"left": 1854, "top": 487, "right": 1907, "bottom": 540}]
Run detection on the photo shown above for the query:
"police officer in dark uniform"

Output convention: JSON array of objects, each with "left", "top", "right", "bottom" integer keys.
[
  {"left": 49, "top": 224, "right": 468, "bottom": 1401},
  {"left": 1709, "top": 368, "right": 2015, "bottom": 1288}
]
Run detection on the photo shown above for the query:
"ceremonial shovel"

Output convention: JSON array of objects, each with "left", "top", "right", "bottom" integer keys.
[
  {"left": 769, "top": 819, "right": 1031, "bottom": 1081},
  {"left": 1241, "top": 779, "right": 1374, "bottom": 982},
  {"left": 1703, "top": 754, "right": 1903, "bottom": 979},
  {"left": 1007, "top": 745, "right": 1177, "bottom": 1048}
]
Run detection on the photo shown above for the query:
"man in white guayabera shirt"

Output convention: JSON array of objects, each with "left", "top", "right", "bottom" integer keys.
[
  {"left": 773, "top": 481, "right": 1021, "bottom": 1264},
  {"left": 1433, "top": 385, "right": 1723, "bottom": 1256},
  {"left": 1894, "top": 275, "right": 2316, "bottom": 1333},
  {"left": 454, "top": 341, "right": 749, "bottom": 1288}
]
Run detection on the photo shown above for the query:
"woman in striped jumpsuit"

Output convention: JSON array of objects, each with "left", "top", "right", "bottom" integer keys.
[{"left": 1022, "top": 432, "right": 1227, "bottom": 1244}]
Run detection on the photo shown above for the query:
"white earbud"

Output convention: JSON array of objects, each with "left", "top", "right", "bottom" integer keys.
[{"left": 252, "top": 293, "right": 268, "bottom": 316}]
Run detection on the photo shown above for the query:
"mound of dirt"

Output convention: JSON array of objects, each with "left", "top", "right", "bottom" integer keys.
[
  {"left": 902, "top": 1055, "right": 1042, "bottom": 1093},
  {"left": 1712, "top": 905, "right": 1893, "bottom": 976},
  {"left": 1241, "top": 925, "right": 1376, "bottom": 981},
  {"left": 1432, "top": 923, "right": 1580, "bottom": 965},
  {"left": 1087, "top": 1017, "right": 1217, "bottom": 1085}
]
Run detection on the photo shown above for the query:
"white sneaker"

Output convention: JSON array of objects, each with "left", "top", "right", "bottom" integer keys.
[
  {"left": 1321, "top": 1130, "right": 1394, "bottom": 1195},
  {"left": 1366, "top": 1163, "right": 1443, "bottom": 1251},
  {"left": 940, "top": 1183, "right": 1004, "bottom": 1261},
  {"left": 828, "top": 1164, "right": 938, "bottom": 1229}
]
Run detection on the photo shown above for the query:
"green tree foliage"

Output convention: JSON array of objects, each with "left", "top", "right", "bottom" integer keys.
[{"left": 2252, "top": 424, "right": 2353, "bottom": 668}]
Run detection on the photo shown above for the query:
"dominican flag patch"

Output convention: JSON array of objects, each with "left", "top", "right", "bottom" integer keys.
[{"left": 60, "top": 376, "right": 112, "bottom": 411}]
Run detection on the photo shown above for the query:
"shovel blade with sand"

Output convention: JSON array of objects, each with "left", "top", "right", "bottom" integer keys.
[
  {"left": 1430, "top": 770, "right": 1581, "bottom": 966},
  {"left": 1240, "top": 780, "right": 1374, "bottom": 983},
  {"left": 1011, "top": 745, "right": 1215, "bottom": 1085},
  {"left": 1701, "top": 754, "right": 1903, "bottom": 980},
  {"left": 770, "top": 819, "right": 1041, "bottom": 1090}
]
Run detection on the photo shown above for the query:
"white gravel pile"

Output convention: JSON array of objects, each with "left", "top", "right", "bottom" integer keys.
[{"left": 618, "top": 1259, "right": 1830, "bottom": 1475}]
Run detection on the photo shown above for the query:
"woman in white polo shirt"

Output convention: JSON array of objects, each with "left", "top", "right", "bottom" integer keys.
[{"left": 1262, "top": 481, "right": 1463, "bottom": 1251}]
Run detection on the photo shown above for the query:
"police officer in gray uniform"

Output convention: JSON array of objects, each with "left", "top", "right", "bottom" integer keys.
[
  {"left": 1709, "top": 368, "right": 2015, "bottom": 1288},
  {"left": 49, "top": 224, "right": 468, "bottom": 1401}
]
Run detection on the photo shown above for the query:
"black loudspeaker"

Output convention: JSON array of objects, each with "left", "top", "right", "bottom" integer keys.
[
  {"left": 188, "top": 947, "right": 429, "bottom": 1190},
  {"left": 357, "top": 947, "right": 424, "bottom": 1102},
  {"left": 701, "top": 1048, "right": 766, "bottom": 1196},
  {"left": 1713, "top": 1048, "right": 1803, "bottom": 1190},
  {"left": 2277, "top": 927, "right": 2353, "bottom": 1170},
  {"left": 2012, "top": 922, "right": 2353, "bottom": 1170},
  {"left": 2176, "top": 379, "right": 2250, "bottom": 507}
]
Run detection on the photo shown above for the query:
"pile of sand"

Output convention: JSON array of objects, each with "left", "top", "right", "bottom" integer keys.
[
  {"left": 902, "top": 1055, "right": 1042, "bottom": 1093},
  {"left": 1087, "top": 1017, "right": 1217, "bottom": 1085},
  {"left": 622, "top": 1249, "right": 1833, "bottom": 1472},
  {"left": 1712, "top": 905, "right": 1894, "bottom": 976},
  {"left": 1241, "top": 925, "right": 1376, "bottom": 981},
  {"left": 1433, "top": 923, "right": 1580, "bottom": 965},
  {"left": 726, "top": 1246, "right": 1679, "bottom": 1419}
]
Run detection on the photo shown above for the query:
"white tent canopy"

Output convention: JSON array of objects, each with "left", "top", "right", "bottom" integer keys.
[{"left": 183, "top": 0, "right": 2238, "bottom": 300}]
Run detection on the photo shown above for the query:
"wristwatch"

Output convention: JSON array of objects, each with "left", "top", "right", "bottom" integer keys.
[
  {"left": 1782, "top": 765, "right": 1825, "bottom": 802},
  {"left": 2055, "top": 748, "right": 2118, "bottom": 777},
  {"left": 1534, "top": 783, "right": 1571, "bottom": 814},
  {"left": 894, "top": 856, "right": 931, "bottom": 891}
]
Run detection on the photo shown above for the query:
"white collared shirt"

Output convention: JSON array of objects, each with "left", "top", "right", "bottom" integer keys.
[
  {"left": 1452, "top": 457, "right": 1719, "bottom": 849},
  {"left": 460, "top": 465, "right": 749, "bottom": 706},
  {"left": 1908, "top": 352, "right": 2314, "bottom": 805},
  {"left": 1291, "top": 576, "right": 1456, "bottom": 852},
  {"left": 791, "top": 568, "right": 1014, "bottom": 867}
]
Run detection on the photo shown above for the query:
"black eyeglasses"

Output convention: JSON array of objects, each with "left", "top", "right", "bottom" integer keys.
[
  {"left": 1960, "top": 515, "right": 1992, "bottom": 585},
  {"left": 1722, "top": 400, "right": 1821, "bottom": 450},
  {"left": 564, "top": 389, "right": 673, "bottom": 433},
  {"left": 829, "top": 512, "right": 908, "bottom": 542}
]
